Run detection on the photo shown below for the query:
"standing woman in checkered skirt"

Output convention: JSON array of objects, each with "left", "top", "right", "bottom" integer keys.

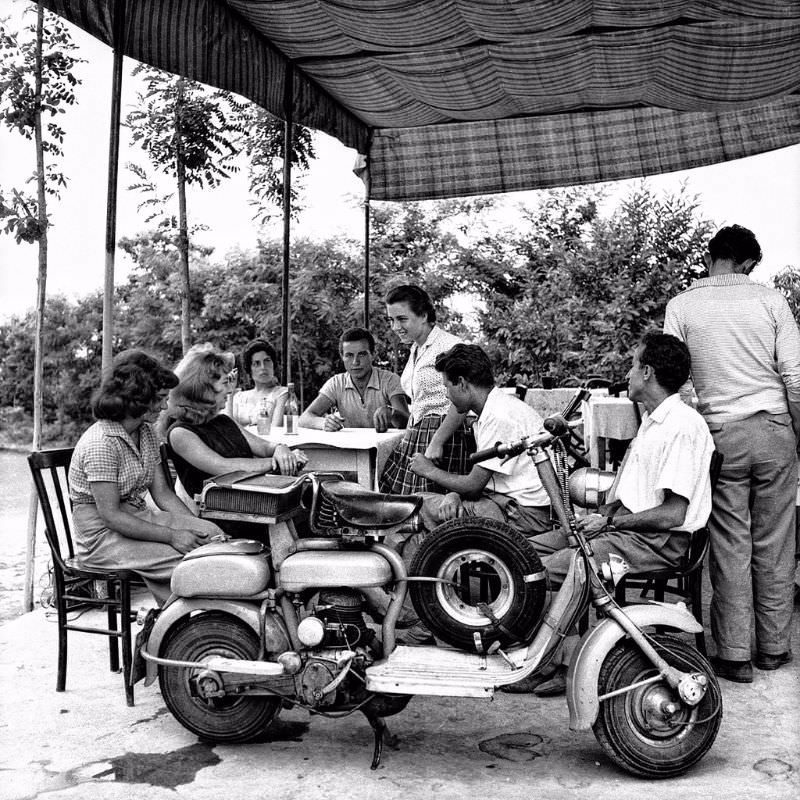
[{"left": 379, "top": 285, "right": 474, "bottom": 494}]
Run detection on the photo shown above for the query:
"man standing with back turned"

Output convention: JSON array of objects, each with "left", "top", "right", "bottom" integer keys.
[{"left": 665, "top": 224, "right": 800, "bottom": 683}]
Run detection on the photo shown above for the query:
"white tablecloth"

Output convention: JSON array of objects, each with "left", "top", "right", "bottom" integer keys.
[
  {"left": 581, "top": 396, "right": 642, "bottom": 467},
  {"left": 251, "top": 426, "right": 404, "bottom": 488}
]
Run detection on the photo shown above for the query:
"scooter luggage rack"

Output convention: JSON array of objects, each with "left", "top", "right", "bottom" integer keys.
[{"left": 197, "top": 470, "right": 344, "bottom": 525}]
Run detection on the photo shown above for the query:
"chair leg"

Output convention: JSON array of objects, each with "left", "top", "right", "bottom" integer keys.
[
  {"left": 689, "top": 571, "right": 707, "bottom": 656},
  {"left": 121, "top": 580, "right": 134, "bottom": 706},
  {"left": 56, "top": 594, "right": 68, "bottom": 693},
  {"left": 107, "top": 580, "right": 120, "bottom": 673}
]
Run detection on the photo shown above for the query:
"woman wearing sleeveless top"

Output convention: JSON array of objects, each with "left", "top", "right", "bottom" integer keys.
[{"left": 379, "top": 285, "right": 474, "bottom": 494}]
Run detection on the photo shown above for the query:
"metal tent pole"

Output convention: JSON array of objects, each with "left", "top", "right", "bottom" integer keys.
[
  {"left": 102, "top": 0, "right": 126, "bottom": 375},
  {"left": 364, "top": 196, "right": 370, "bottom": 327},
  {"left": 280, "top": 64, "right": 294, "bottom": 386}
]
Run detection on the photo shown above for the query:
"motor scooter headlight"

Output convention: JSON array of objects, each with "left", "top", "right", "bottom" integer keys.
[{"left": 569, "top": 467, "right": 616, "bottom": 508}]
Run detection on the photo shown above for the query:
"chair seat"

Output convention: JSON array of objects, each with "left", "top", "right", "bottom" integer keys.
[{"left": 64, "top": 557, "right": 140, "bottom": 582}]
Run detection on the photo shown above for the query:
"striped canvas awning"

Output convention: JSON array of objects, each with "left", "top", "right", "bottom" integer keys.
[{"left": 42, "top": 0, "right": 800, "bottom": 201}]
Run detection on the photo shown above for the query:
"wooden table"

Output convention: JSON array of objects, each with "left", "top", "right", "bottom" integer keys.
[
  {"left": 253, "top": 426, "right": 405, "bottom": 490},
  {"left": 581, "top": 396, "right": 641, "bottom": 468}
]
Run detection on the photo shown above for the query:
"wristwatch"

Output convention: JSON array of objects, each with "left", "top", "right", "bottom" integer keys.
[{"left": 605, "top": 515, "right": 615, "bottom": 530}]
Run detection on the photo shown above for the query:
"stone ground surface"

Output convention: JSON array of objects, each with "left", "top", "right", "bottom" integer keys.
[{"left": 0, "top": 597, "right": 798, "bottom": 800}]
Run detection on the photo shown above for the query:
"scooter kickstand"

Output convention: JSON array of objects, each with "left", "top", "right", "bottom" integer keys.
[{"left": 363, "top": 710, "right": 388, "bottom": 770}]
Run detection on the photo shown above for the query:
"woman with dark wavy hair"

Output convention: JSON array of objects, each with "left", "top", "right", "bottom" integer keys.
[
  {"left": 69, "top": 350, "right": 223, "bottom": 605},
  {"left": 162, "top": 345, "right": 305, "bottom": 507},
  {"left": 230, "top": 339, "right": 287, "bottom": 428}
]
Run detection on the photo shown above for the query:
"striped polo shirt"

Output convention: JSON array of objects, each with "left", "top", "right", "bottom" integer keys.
[{"left": 664, "top": 273, "right": 800, "bottom": 422}]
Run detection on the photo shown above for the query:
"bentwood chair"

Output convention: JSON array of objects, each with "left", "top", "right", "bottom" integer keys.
[
  {"left": 28, "top": 448, "right": 138, "bottom": 705},
  {"left": 612, "top": 451, "right": 724, "bottom": 655}
]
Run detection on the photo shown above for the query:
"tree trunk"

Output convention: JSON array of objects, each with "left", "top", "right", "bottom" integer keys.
[
  {"left": 24, "top": 2, "right": 48, "bottom": 612},
  {"left": 175, "top": 79, "right": 191, "bottom": 355}
]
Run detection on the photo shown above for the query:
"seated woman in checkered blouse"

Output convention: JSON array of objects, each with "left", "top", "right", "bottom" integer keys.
[
  {"left": 69, "top": 350, "right": 224, "bottom": 606},
  {"left": 380, "top": 284, "right": 474, "bottom": 494}
]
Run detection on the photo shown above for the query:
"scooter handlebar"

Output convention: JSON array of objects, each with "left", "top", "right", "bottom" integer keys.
[{"left": 469, "top": 429, "right": 556, "bottom": 463}]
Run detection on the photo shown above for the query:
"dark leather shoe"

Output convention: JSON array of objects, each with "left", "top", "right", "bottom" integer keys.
[
  {"left": 500, "top": 665, "right": 557, "bottom": 694},
  {"left": 755, "top": 651, "right": 793, "bottom": 671},
  {"left": 710, "top": 656, "right": 753, "bottom": 683},
  {"left": 532, "top": 665, "right": 567, "bottom": 696}
]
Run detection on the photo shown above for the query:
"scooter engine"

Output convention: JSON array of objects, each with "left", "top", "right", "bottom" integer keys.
[{"left": 315, "top": 588, "right": 374, "bottom": 649}]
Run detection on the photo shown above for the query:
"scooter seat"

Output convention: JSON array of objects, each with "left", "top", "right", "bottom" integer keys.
[{"left": 320, "top": 481, "right": 422, "bottom": 529}]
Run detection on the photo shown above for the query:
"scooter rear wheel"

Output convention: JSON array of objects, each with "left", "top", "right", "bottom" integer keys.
[
  {"left": 159, "top": 612, "right": 281, "bottom": 743},
  {"left": 409, "top": 517, "right": 546, "bottom": 651},
  {"left": 593, "top": 633, "right": 722, "bottom": 778}
]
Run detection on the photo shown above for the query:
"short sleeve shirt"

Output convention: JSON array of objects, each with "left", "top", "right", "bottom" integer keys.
[
  {"left": 232, "top": 385, "right": 288, "bottom": 426},
  {"left": 615, "top": 394, "right": 714, "bottom": 532},
  {"left": 318, "top": 368, "right": 404, "bottom": 428},
  {"left": 401, "top": 326, "right": 463, "bottom": 424},
  {"left": 473, "top": 388, "right": 548, "bottom": 507},
  {"left": 69, "top": 420, "right": 160, "bottom": 509}
]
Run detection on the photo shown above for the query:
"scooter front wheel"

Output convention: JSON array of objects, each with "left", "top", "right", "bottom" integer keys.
[
  {"left": 159, "top": 612, "right": 281, "bottom": 743},
  {"left": 593, "top": 633, "right": 722, "bottom": 778}
]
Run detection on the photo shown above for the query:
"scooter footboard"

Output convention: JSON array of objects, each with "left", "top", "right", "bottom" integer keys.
[
  {"left": 142, "top": 598, "right": 290, "bottom": 686},
  {"left": 566, "top": 602, "right": 703, "bottom": 731}
]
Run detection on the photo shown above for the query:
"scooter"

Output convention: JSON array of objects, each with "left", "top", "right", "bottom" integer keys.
[{"left": 134, "top": 397, "right": 722, "bottom": 778}]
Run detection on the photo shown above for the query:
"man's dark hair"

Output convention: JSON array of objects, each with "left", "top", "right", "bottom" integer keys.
[
  {"left": 434, "top": 344, "right": 494, "bottom": 389},
  {"left": 242, "top": 339, "right": 278, "bottom": 377},
  {"left": 92, "top": 349, "right": 177, "bottom": 421},
  {"left": 384, "top": 284, "right": 436, "bottom": 323},
  {"left": 708, "top": 225, "right": 762, "bottom": 272},
  {"left": 339, "top": 327, "right": 376, "bottom": 353},
  {"left": 639, "top": 332, "right": 691, "bottom": 393}
]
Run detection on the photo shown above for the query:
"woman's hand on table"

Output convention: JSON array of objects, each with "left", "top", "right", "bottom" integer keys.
[
  {"left": 323, "top": 411, "right": 345, "bottom": 431},
  {"left": 272, "top": 444, "right": 308, "bottom": 475}
]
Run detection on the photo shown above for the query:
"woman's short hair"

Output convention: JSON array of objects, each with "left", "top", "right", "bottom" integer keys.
[
  {"left": 242, "top": 339, "right": 278, "bottom": 377},
  {"left": 92, "top": 350, "right": 177, "bottom": 422},
  {"left": 384, "top": 284, "right": 436, "bottom": 323},
  {"left": 166, "top": 345, "right": 230, "bottom": 426}
]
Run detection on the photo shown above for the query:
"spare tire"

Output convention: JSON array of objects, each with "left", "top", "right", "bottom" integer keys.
[{"left": 409, "top": 517, "right": 547, "bottom": 652}]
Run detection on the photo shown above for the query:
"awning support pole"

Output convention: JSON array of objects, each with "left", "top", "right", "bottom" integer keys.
[
  {"left": 101, "top": 0, "right": 126, "bottom": 375},
  {"left": 281, "top": 64, "right": 294, "bottom": 386},
  {"left": 364, "top": 195, "right": 370, "bottom": 327}
]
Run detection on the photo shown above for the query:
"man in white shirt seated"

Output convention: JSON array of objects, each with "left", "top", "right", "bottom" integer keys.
[
  {"left": 532, "top": 331, "right": 714, "bottom": 582},
  {"left": 299, "top": 327, "right": 409, "bottom": 432},
  {"left": 409, "top": 343, "right": 552, "bottom": 536},
  {"left": 522, "top": 332, "right": 714, "bottom": 696}
]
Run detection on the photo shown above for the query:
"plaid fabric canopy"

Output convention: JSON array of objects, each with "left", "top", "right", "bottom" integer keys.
[{"left": 42, "top": 0, "right": 800, "bottom": 201}]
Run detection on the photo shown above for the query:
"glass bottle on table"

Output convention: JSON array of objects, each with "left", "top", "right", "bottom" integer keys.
[
  {"left": 284, "top": 382, "right": 299, "bottom": 434},
  {"left": 256, "top": 397, "right": 272, "bottom": 435}
]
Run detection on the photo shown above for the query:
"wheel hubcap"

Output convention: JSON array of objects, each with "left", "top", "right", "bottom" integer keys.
[
  {"left": 628, "top": 678, "right": 694, "bottom": 740},
  {"left": 435, "top": 548, "right": 514, "bottom": 626}
]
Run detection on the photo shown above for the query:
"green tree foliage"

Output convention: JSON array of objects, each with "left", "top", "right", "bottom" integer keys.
[
  {"left": 1, "top": 188, "right": 731, "bottom": 445},
  {"left": 0, "top": 9, "right": 81, "bottom": 241},
  {"left": 466, "top": 185, "right": 714, "bottom": 386},
  {"left": 772, "top": 267, "right": 800, "bottom": 324}
]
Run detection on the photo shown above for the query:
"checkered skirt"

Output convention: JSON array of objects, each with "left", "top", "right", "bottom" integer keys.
[{"left": 379, "top": 415, "right": 475, "bottom": 495}]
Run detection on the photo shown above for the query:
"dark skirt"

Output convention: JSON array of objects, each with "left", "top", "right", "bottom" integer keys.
[{"left": 379, "top": 415, "right": 475, "bottom": 495}]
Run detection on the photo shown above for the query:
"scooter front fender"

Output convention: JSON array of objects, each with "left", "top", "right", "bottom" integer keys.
[
  {"left": 143, "top": 598, "right": 288, "bottom": 686},
  {"left": 566, "top": 602, "right": 703, "bottom": 731}
]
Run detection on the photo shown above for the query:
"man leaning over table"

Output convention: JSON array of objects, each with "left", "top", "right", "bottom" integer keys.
[
  {"left": 299, "top": 327, "right": 410, "bottom": 432},
  {"left": 524, "top": 332, "right": 714, "bottom": 696},
  {"left": 664, "top": 224, "right": 800, "bottom": 683},
  {"left": 409, "top": 343, "right": 552, "bottom": 536}
]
